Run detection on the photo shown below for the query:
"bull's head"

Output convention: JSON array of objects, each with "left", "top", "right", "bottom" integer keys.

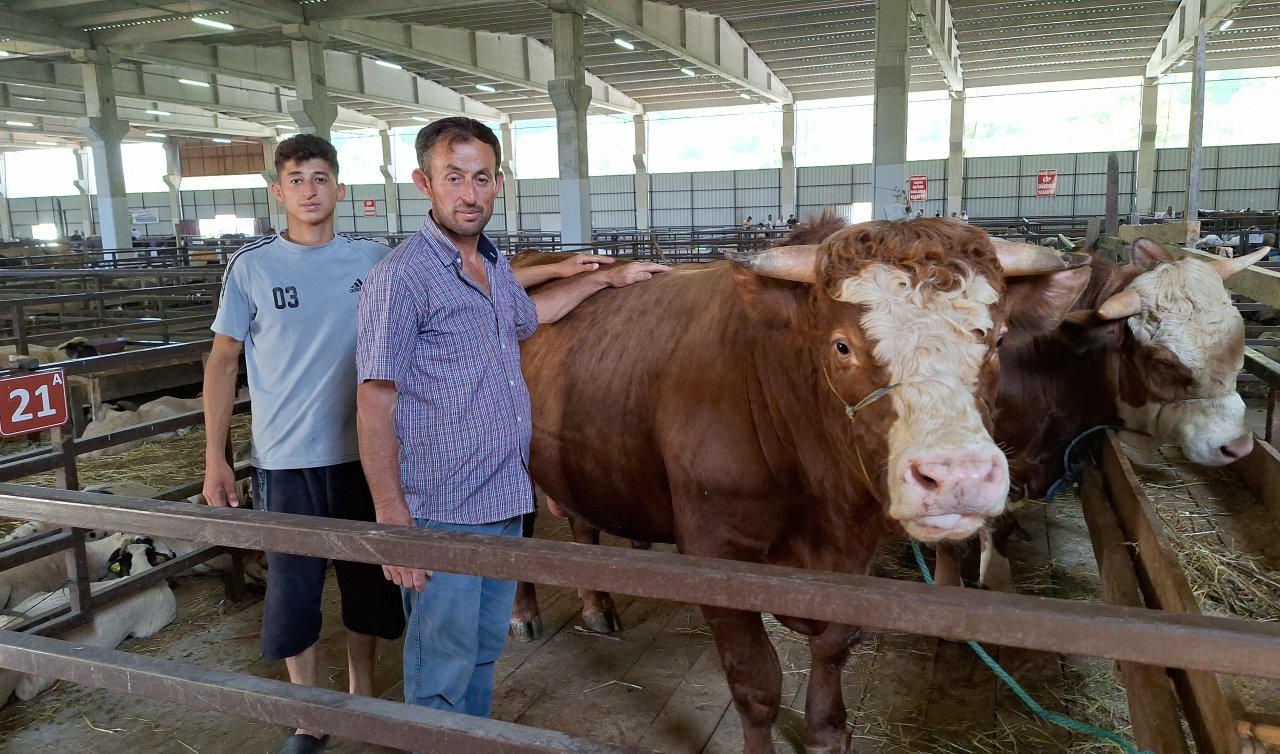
[
  {"left": 728, "top": 219, "right": 1089, "bottom": 543},
  {"left": 1083, "top": 238, "right": 1264, "bottom": 465}
]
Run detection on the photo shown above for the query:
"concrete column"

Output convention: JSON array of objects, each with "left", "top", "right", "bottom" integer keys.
[
  {"left": 0, "top": 155, "right": 13, "bottom": 240},
  {"left": 73, "top": 147, "right": 94, "bottom": 236},
  {"left": 780, "top": 103, "right": 796, "bottom": 221},
  {"left": 162, "top": 137, "right": 182, "bottom": 241},
  {"left": 1133, "top": 77, "right": 1158, "bottom": 221},
  {"left": 77, "top": 59, "right": 132, "bottom": 254},
  {"left": 871, "top": 0, "right": 911, "bottom": 221},
  {"left": 632, "top": 115, "right": 649, "bottom": 230},
  {"left": 258, "top": 138, "right": 287, "bottom": 233},
  {"left": 288, "top": 38, "right": 338, "bottom": 141},
  {"left": 1184, "top": 23, "right": 1207, "bottom": 222},
  {"left": 548, "top": 5, "right": 592, "bottom": 247},
  {"left": 379, "top": 129, "right": 400, "bottom": 234},
  {"left": 946, "top": 92, "right": 965, "bottom": 217},
  {"left": 500, "top": 121, "right": 520, "bottom": 233}
]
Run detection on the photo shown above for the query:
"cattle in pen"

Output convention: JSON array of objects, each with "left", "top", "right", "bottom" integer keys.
[{"left": 509, "top": 218, "right": 1091, "bottom": 754}]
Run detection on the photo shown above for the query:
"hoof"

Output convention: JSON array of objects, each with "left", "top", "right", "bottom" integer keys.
[
  {"left": 509, "top": 617, "right": 544, "bottom": 642},
  {"left": 581, "top": 611, "right": 623, "bottom": 634}
]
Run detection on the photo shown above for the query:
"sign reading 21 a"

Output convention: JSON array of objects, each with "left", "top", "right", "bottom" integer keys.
[{"left": 0, "top": 370, "right": 68, "bottom": 437}]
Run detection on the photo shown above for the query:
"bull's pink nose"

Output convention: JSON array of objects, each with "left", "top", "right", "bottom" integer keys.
[
  {"left": 1219, "top": 433, "right": 1254, "bottom": 462},
  {"left": 904, "top": 451, "right": 1006, "bottom": 511}
]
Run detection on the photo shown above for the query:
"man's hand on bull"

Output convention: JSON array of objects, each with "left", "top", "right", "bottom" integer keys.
[
  {"left": 551, "top": 254, "right": 615, "bottom": 279},
  {"left": 596, "top": 262, "right": 669, "bottom": 288}
]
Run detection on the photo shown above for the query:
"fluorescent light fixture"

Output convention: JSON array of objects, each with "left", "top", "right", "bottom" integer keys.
[
  {"left": 412, "top": 116, "right": 430, "bottom": 122},
  {"left": 739, "top": 92, "right": 751, "bottom": 100},
  {"left": 146, "top": 109, "right": 171, "bottom": 116},
  {"left": 146, "top": 132, "right": 166, "bottom": 138},
  {"left": 1219, "top": 18, "right": 1233, "bottom": 30},
  {"left": 0, "top": 52, "right": 10, "bottom": 58},
  {"left": 14, "top": 96, "right": 45, "bottom": 102},
  {"left": 6, "top": 121, "right": 33, "bottom": 127},
  {"left": 475, "top": 83, "right": 497, "bottom": 93},
  {"left": 275, "top": 124, "right": 294, "bottom": 130},
  {"left": 680, "top": 67, "right": 696, "bottom": 77},
  {"left": 212, "top": 138, "right": 232, "bottom": 143},
  {"left": 179, "top": 78, "right": 211, "bottom": 88},
  {"left": 191, "top": 16, "right": 234, "bottom": 31},
  {"left": 1177, "top": 59, "right": 1187, "bottom": 67},
  {"left": 614, "top": 38, "right": 635, "bottom": 50},
  {"left": 36, "top": 141, "right": 56, "bottom": 146},
  {"left": 374, "top": 59, "right": 402, "bottom": 70}
]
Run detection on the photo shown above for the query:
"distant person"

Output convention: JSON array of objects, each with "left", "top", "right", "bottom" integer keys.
[
  {"left": 960, "top": 210, "right": 969, "bottom": 222},
  {"left": 131, "top": 228, "right": 140, "bottom": 241},
  {"left": 1162, "top": 205, "right": 1176, "bottom": 219},
  {"left": 934, "top": 212, "right": 942, "bottom": 218},
  {"left": 766, "top": 214, "right": 776, "bottom": 228},
  {"left": 949, "top": 212, "right": 958, "bottom": 219},
  {"left": 69, "top": 229, "right": 84, "bottom": 242},
  {"left": 915, "top": 209, "right": 925, "bottom": 219},
  {"left": 786, "top": 214, "right": 798, "bottom": 228},
  {"left": 741, "top": 216, "right": 753, "bottom": 228},
  {"left": 264, "top": 227, "right": 277, "bottom": 236}
]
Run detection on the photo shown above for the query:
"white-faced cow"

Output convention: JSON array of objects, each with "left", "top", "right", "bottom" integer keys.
[{"left": 511, "top": 218, "right": 1091, "bottom": 754}]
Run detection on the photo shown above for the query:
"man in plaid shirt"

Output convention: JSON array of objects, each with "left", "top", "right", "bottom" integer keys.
[{"left": 356, "top": 117, "right": 666, "bottom": 718}]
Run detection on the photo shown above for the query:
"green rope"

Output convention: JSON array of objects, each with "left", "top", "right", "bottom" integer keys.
[{"left": 909, "top": 541, "right": 1152, "bottom": 754}]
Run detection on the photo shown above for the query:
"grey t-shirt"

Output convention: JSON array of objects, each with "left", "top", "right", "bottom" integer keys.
[{"left": 212, "top": 233, "right": 391, "bottom": 470}]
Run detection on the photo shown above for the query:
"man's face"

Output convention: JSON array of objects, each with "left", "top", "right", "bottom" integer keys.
[
  {"left": 413, "top": 138, "right": 504, "bottom": 241},
  {"left": 272, "top": 158, "right": 345, "bottom": 226}
]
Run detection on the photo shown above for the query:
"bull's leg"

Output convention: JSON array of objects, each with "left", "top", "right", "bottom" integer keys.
[
  {"left": 510, "top": 510, "right": 544, "bottom": 641},
  {"left": 932, "top": 544, "right": 964, "bottom": 588},
  {"left": 978, "top": 514, "right": 1021, "bottom": 592},
  {"left": 702, "top": 606, "right": 783, "bottom": 754},
  {"left": 567, "top": 514, "right": 622, "bottom": 633},
  {"left": 804, "top": 625, "right": 861, "bottom": 753}
]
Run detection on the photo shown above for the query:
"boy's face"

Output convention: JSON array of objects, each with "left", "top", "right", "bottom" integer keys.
[{"left": 272, "top": 157, "right": 346, "bottom": 226}]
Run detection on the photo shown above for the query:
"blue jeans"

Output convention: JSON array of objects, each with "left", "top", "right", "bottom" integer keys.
[{"left": 402, "top": 515, "right": 523, "bottom": 717}]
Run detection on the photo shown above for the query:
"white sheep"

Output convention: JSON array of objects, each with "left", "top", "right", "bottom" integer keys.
[
  {"left": 0, "top": 533, "right": 128, "bottom": 608},
  {"left": 0, "top": 541, "right": 177, "bottom": 705},
  {"left": 79, "top": 396, "right": 204, "bottom": 459}
]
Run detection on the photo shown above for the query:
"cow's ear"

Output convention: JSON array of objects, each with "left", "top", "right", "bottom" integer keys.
[
  {"left": 1004, "top": 264, "right": 1091, "bottom": 336},
  {"left": 729, "top": 265, "right": 805, "bottom": 329},
  {"left": 1130, "top": 238, "right": 1174, "bottom": 271}
]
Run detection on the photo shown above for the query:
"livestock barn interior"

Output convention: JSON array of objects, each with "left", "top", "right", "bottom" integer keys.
[{"left": 0, "top": 0, "right": 1278, "bottom": 752}]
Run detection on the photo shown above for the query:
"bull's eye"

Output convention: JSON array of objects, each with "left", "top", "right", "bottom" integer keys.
[
  {"left": 996, "top": 335, "right": 1005, "bottom": 347},
  {"left": 835, "top": 341, "right": 850, "bottom": 356}
]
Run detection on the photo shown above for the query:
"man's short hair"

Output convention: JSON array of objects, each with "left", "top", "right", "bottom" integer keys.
[
  {"left": 415, "top": 117, "right": 501, "bottom": 174},
  {"left": 274, "top": 134, "right": 339, "bottom": 178}
]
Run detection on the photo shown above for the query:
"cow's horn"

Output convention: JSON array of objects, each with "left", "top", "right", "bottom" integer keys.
[
  {"left": 1097, "top": 290, "right": 1142, "bottom": 321},
  {"left": 725, "top": 245, "right": 818, "bottom": 283},
  {"left": 991, "top": 238, "right": 1076, "bottom": 277},
  {"left": 1208, "top": 247, "right": 1270, "bottom": 280}
]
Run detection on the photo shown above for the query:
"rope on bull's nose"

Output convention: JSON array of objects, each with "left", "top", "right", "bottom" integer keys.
[
  {"left": 909, "top": 541, "right": 1153, "bottom": 754},
  {"left": 823, "top": 366, "right": 899, "bottom": 421}
]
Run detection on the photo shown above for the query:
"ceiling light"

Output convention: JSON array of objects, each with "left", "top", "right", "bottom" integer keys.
[
  {"left": 412, "top": 116, "right": 430, "bottom": 122},
  {"left": 146, "top": 132, "right": 165, "bottom": 138},
  {"left": 475, "top": 83, "right": 496, "bottom": 93},
  {"left": 739, "top": 93, "right": 751, "bottom": 100},
  {"left": 191, "top": 16, "right": 234, "bottom": 31},
  {"left": 680, "top": 67, "right": 696, "bottom": 77},
  {"left": 179, "top": 78, "right": 210, "bottom": 87},
  {"left": 6, "top": 121, "right": 33, "bottom": 127},
  {"left": 374, "top": 59, "right": 402, "bottom": 70},
  {"left": 37, "top": 141, "right": 56, "bottom": 146},
  {"left": 1177, "top": 60, "right": 1187, "bottom": 67},
  {"left": 614, "top": 38, "right": 635, "bottom": 50},
  {"left": 146, "top": 109, "right": 171, "bottom": 116},
  {"left": 275, "top": 124, "right": 294, "bottom": 130},
  {"left": 0, "top": 52, "right": 11, "bottom": 58},
  {"left": 212, "top": 138, "right": 231, "bottom": 143},
  {"left": 1219, "top": 18, "right": 1233, "bottom": 31},
  {"left": 14, "top": 96, "right": 44, "bottom": 102}
]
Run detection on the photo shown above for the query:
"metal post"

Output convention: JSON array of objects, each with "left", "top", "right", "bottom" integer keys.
[
  {"left": 1185, "top": 22, "right": 1207, "bottom": 221},
  {"left": 1105, "top": 153, "right": 1120, "bottom": 237}
]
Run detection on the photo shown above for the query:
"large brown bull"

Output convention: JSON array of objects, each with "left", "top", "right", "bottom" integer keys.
[{"left": 512, "top": 218, "right": 1089, "bottom": 754}]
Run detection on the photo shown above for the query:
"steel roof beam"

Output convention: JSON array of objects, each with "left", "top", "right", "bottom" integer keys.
[
  {"left": 319, "top": 19, "right": 642, "bottom": 115},
  {"left": 0, "top": 8, "right": 91, "bottom": 49},
  {"left": 562, "top": 0, "right": 792, "bottom": 104},
  {"left": 910, "top": 0, "right": 963, "bottom": 92},
  {"left": 1147, "top": 0, "right": 1252, "bottom": 76}
]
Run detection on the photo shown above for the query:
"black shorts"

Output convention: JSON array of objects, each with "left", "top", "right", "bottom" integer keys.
[{"left": 252, "top": 461, "right": 405, "bottom": 660}]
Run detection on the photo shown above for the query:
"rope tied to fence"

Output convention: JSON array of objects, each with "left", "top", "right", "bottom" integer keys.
[
  {"left": 1044, "top": 424, "right": 1126, "bottom": 503},
  {"left": 909, "top": 541, "right": 1154, "bottom": 754}
]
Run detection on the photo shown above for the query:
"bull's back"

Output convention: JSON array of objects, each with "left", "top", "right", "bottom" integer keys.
[{"left": 521, "top": 263, "right": 743, "bottom": 541}]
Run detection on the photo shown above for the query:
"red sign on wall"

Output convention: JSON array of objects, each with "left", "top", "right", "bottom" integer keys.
[
  {"left": 1037, "top": 170, "right": 1058, "bottom": 197},
  {"left": 908, "top": 175, "right": 929, "bottom": 203},
  {"left": 0, "top": 370, "right": 68, "bottom": 437},
  {"left": 362, "top": 199, "right": 377, "bottom": 217}
]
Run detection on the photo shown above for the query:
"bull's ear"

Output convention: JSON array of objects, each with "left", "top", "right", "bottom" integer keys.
[
  {"left": 1003, "top": 264, "right": 1092, "bottom": 336},
  {"left": 729, "top": 264, "right": 804, "bottom": 329},
  {"left": 1130, "top": 238, "right": 1174, "bottom": 271}
]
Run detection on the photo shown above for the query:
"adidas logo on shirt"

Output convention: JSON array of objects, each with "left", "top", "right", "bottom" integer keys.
[{"left": 349, "top": 279, "right": 363, "bottom": 293}]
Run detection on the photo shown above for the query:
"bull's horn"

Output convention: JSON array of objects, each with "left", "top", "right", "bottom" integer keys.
[
  {"left": 725, "top": 245, "right": 818, "bottom": 283},
  {"left": 990, "top": 238, "right": 1077, "bottom": 277},
  {"left": 1096, "top": 289, "right": 1142, "bottom": 321},
  {"left": 1208, "top": 247, "right": 1270, "bottom": 280}
]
